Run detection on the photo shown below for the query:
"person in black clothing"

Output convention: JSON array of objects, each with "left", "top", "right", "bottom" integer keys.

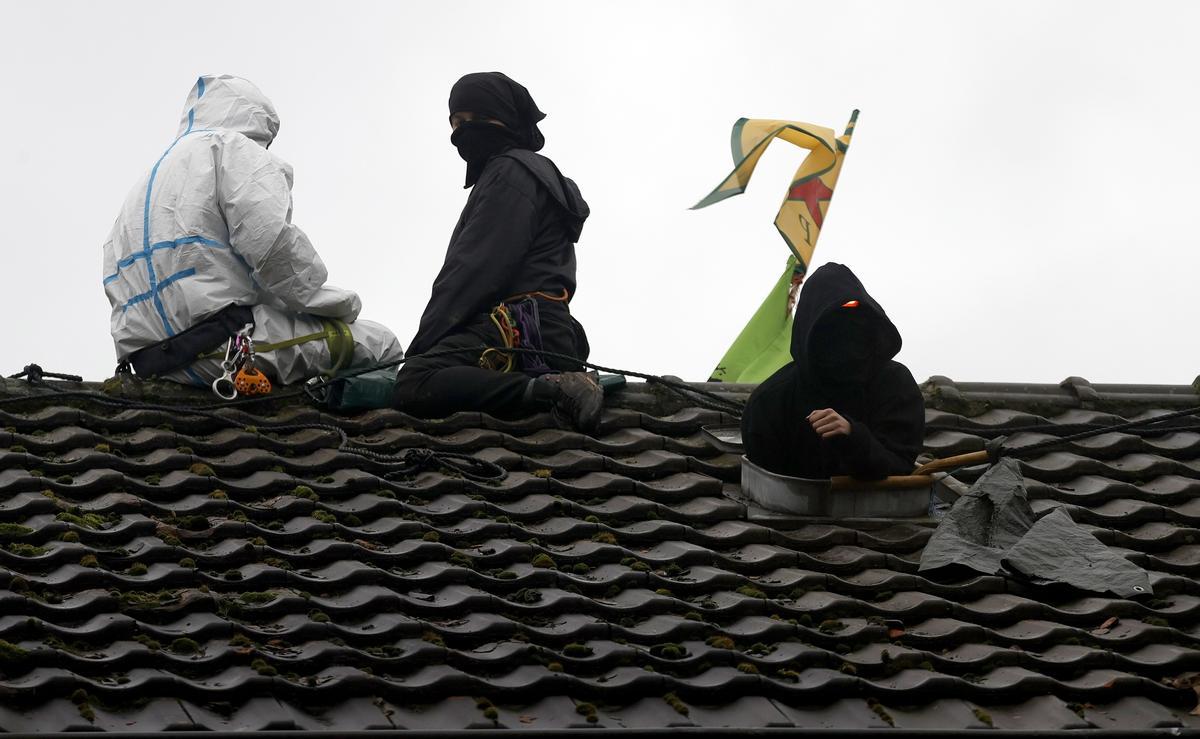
[
  {"left": 741, "top": 263, "right": 925, "bottom": 480},
  {"left": 393, "top": 72, "right": 603, "bottom": 431}
]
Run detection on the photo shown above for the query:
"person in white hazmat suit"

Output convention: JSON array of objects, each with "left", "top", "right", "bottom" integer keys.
[{"left": 102, "top": 75, "right": 402, "bottom": 387}]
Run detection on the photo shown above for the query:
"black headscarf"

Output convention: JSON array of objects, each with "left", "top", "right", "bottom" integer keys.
[{"left": 449, "top": 72, "right": 547, "bottom": 188}]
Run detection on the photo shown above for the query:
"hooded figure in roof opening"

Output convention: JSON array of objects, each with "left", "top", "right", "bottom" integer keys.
[
  {"left": 741, "top": 263, "right": 925, "bottom": 480},
  {"left": 103, "top": 75, "right": 403, "bottom": 386},
  {"left": 392, "top": 72, "right": 602, "bottom": 432}
]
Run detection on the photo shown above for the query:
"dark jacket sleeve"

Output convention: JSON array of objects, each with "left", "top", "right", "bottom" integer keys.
[
  {"left": 409, "top": 159, "right": 539, "bottom": 355},
  {"left": 741, "top": 368, "right": 796, "bottom": 475},
  {"left": 830, "top": 363, "right": 926, "bottom": 479}
]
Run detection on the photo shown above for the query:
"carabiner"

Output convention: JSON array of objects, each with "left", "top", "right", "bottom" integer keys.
[
  {"left": 212, "top": 372, "right": 238, "bottom": 401},
  {"left": 210, "top": 335, "right": 241, "bottom": 400}
]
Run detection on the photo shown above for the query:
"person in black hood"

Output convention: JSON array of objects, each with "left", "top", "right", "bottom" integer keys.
[
  {"left": 741, "top": 263, "right": 925, "bottom": 480},
  {"left": 393, "top": 72, "right": 602, "bottom": 432}
]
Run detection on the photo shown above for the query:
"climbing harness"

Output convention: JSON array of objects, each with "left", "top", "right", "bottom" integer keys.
[
  {"left": 200, "top": 317, "right": 354, "bottom": 379},
  {"left": 120, "top": 304, "right": 256, "bottom": 379},
  {"left": 509, "top": 288, "right": 571, "bottom": 303},
  {"left": 199, "top": 316, "right": 355, "bottom": 401}
]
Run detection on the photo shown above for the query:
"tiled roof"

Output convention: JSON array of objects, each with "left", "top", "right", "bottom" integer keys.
[{"left": 1, "top": 374, "right": 1199, "bottom": 734}]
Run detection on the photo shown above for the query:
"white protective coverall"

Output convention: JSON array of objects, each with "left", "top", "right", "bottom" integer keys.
[{"left": 102, "top": 75, "right": 402, "bottom": 386}]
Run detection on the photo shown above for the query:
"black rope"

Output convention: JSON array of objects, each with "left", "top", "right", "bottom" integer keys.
[
  {"left": 1000, "top": 404, "right": 1200, "bottom": 458},
  {"left": 926, "top": 417, "right": 1200, "bottom": 439},
  {"left": 297, "top": 346, "right": 746, "bottom": 416},
  {"left": 522, "top": 347, "right": 746, "bottom": 415},
  {"left": 8, "top": 346, "right": 745, "bottom": 415},
  {"left": 0, "top": 371, "right": 507, "bottom": 483},
  {"left": 927, "top": 422, "right": 1189, "bottom": 438},
  {"left": 8, "top": 364, "right": 82, "bottom": 383},
  {"left": 0, "top": 342, "right": 756, "bottom": 490},
  {"left": 918, "top": 407, "right": 1200, "bottom": 473},
  {"left": 7, "top": 355, "right": 1199, "bottom": 470},
  {"left": 1, "top": 344, "right": 749, "bottom": 481}
]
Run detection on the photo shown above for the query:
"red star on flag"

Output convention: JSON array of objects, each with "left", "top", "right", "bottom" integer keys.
[{"left": 787, "top": 177, "right": 834, "bottom": 228}]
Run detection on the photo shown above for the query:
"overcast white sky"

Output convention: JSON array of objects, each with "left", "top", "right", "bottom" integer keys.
[{"left": 2, "top": 0, "right": 1197, "bottom": 385}]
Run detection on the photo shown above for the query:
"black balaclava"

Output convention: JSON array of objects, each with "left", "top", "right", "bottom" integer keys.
[
  {"left": 448, "top": 72, "right": 546, "bottom": 188},
  {"left": 811, "top": 311, "right": 879, "bottom": 385},
  {"left": 790, "top": 263, "right": 903, "bottom": 392}
]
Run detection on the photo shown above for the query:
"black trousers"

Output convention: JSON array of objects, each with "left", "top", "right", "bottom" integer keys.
[{"left": 393, "top": 304, "right": 588, "bottom": 418}]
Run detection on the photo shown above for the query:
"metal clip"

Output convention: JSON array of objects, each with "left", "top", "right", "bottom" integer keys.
[
  {"left": 212, "top": 372, "right": 238, "bottom": 400},
  {"left": 212, "top": 335, "right": 240, "bottom": 400},
  {"left": 237, "top": 323, "right": 255, "bottom": 361},
  {"left": 210, "top": 325, "right": 257, "bottom": 401}
]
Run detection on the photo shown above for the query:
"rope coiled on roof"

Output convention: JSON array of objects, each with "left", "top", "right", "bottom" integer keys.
[
  {"left": 14, "top": 354, "right": 1195, "bottom": 467},
  {"left": 1, "top": 347, "right": 747, "bottom": 482},
  {"left": 0, "top": 369, "right": 508, "bottom": 483}
]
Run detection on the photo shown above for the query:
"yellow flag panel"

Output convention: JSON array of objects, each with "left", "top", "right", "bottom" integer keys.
[
  {"left": 695, "top": 111, "right": 858, "bottom": 381},
  {"left": 693, "top": 111, "right": 858, "bottom": 276}
]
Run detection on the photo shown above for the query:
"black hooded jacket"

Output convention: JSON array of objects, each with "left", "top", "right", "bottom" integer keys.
[
  {"left": 409, "top": 150, "right": 590, "bottom": 356},
  {"left": 741, "top": 263, "right": 925, "bottom": 479}
]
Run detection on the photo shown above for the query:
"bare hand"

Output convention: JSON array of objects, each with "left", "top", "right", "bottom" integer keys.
[{"left": 808, "top": 408, "right": 851, "bottom": 438}]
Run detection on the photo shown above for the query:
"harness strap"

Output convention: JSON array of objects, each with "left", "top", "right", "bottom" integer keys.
[
  {"left": 323, "top": 318, "right": 355, "bottom": 375},
  {"left": 248, "top": 330, "right": 327, "bottom": 354},
  {"left": 503, "top": 288, "right": 570, "bottom": 304},
  {"left": 199, "top": 319, "right": 355, "bottom": 376}
]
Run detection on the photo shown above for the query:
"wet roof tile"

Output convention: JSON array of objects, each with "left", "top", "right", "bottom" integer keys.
[{"left": 1, "top": 375, "right": 1199, "bottom": 733}]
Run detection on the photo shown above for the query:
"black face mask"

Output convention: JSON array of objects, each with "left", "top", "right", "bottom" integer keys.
[
  {"left": 451, "top": 121, "right": 520, "bottom": 187},
  {"left": 812, "top": 314, "right": 877, "bottom": 385}
]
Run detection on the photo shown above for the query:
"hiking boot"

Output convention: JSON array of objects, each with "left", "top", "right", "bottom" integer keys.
[{"left": 538, "top": 371, "right": 603, "bottom": 434}]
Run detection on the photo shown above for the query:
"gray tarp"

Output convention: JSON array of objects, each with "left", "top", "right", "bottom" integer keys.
[{"left": 919, "top": 458, "right": 1152, "bottom": 598}]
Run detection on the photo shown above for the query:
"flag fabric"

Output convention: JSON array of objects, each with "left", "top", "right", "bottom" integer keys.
[
  {"left": 708, "top": 255, "right": 802, "bottom": 383},
  {"left": 695, "top": 111, "right": 858, "bottom": 382}
]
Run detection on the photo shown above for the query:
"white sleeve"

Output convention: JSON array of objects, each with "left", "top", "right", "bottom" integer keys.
[
  {"left": 217, "top": 136, "right": 361, "bottom": 321},
  {"left": 101, "top": 229, "right": 119, "bottom": 309}
]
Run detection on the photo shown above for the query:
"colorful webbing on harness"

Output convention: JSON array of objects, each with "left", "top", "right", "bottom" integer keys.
[
  {"left": 481, "top": 304, "right": 521, "bottom": 372},
  {"left": 479, "top": 292, "right": 562, "bottom": 374},
  {"left": 509, "top": 300, "right": 551, "bottom": 373}
]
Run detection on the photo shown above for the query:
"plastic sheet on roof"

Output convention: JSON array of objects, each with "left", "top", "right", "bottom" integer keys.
[{"left": 919, "top": 458, "right": 1153, "bottom": 597}]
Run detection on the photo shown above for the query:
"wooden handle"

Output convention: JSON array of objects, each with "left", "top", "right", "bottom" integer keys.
[
  {"left": 831, "top": 474, "right": 935, "bottom": 491},
  {"left": 912, "top": 450, "right": 989, "bottom": 476}
]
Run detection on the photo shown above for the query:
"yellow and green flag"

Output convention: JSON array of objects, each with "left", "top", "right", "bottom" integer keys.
[{"left": 694, "top": 111, "right": 858, "bottom": 382}]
